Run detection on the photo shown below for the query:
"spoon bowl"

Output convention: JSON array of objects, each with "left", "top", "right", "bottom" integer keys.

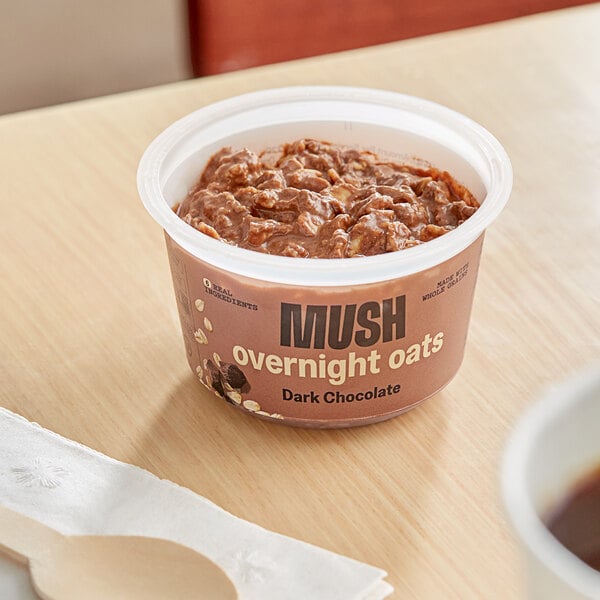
[{"left": 0, "top": 505, "right": 238, "bottom": 600}]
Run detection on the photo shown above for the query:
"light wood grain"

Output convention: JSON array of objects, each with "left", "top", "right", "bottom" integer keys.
[{"left": 1, "top": 5, "right": 599, "bottom": 598}]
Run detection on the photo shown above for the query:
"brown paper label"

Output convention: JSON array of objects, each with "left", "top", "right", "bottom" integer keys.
[{"left": 166, "top": 234, "right": 484, "bottom": 426}]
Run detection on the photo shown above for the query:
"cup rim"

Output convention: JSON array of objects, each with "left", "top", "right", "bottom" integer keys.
[
  {"left": 137, "top": 86, "right": 512, "bottom": 286},
  {"left": 501, "top": 366, "right": 600, "bottom": 596}
]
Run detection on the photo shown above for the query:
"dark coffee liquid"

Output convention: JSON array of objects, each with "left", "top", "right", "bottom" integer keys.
[{"left": 545, "top": 466, "right": 600, "bottom": 571}]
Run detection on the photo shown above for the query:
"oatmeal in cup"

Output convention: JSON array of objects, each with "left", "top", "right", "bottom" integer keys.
[{"left": 137, "top": 87, "right": 512, "bottom": 428}]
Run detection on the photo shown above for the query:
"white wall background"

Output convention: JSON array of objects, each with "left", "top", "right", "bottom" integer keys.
[{"left": 0, "top": 0, "right": 191, "bottom": 115}]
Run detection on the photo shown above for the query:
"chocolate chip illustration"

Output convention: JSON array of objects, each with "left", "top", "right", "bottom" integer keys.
[
  {"left": 206, "top": 359, "right": 225, "bottom": 397},
  {"left": 220, "top": 363, "right": 249, "bottom": 391},
  {"left": 200, "top": 359, "right": 250, "bottom": 405},
  {"left": 212, "top": 377, "right": 225, "bottom": 397}
]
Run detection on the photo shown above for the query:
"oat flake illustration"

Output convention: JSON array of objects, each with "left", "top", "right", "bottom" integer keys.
[
  {"left": 194, "top": 328, "right": 208, "bottom": 344},
  {"left": 12, "top": 457, "right": 70, "bottom": 488}
]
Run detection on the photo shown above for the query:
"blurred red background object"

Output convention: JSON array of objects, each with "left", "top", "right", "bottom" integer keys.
[{"left": 188, "top": 0, "right": 597, "bottom": 76}]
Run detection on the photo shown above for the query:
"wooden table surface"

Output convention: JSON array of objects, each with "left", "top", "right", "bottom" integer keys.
[{"left": 1, "top": 5, "right": 599, "bottom": 598}]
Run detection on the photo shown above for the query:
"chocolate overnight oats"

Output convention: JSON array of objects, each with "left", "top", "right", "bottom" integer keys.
[
  {"left": 176, "top": 139, "right": 479, "bottom": 258},
  {"left": 139, "top": 88, "right": 512, "bottom": 427}
]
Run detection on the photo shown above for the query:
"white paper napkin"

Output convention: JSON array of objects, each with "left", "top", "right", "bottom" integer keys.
[{"left": 0, "top": 407, "right": 392, "bottom": 599}]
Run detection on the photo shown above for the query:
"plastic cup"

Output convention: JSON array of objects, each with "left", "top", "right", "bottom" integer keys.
[
  {"left": 502, "top": 367, "right": 600, "bottom": 599},
  {"left": 137, "top": 86, "right": 512, "bottom": 428}
]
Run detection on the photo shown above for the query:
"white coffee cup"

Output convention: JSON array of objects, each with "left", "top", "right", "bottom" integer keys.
[{"left": 502, "top": 366, "right": 600, "bottom": 599}]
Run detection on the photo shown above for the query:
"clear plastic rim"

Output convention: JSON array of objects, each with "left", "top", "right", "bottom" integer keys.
[
  {"left": 137, "top": 86, "right": 512, "bottom": 286},
  {"left": 501, "top": 367, "right": 600, "bottom": 597}
]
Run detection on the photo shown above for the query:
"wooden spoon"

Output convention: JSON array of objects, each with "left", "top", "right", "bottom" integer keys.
[{"left": 0, "top": 505, "right": 238, "bottom": 600}]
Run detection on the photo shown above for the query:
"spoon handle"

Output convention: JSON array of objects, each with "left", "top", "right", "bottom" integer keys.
[{"left": 0, "top": 505, "right": 62, "bottom": 564}]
